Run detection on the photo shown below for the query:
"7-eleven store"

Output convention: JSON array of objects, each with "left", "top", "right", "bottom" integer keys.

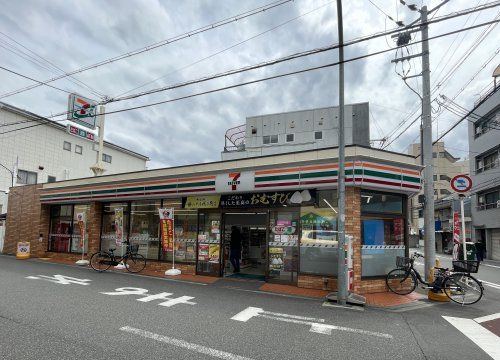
[{"left": 5, "top": 145, "right": 421, "bottom": 294}]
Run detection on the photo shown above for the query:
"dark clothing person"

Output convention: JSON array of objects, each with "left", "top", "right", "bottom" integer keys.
[
  {"left": 476, "top": 240, "right": 486, "bottom": 262},
  {"left": 230, "top": 226, "right": 242, "bottom": 272}
]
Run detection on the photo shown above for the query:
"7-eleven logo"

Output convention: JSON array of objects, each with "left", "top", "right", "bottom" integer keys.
[{"left": 228, "top": 173, "right": 241, "bottom": 191}]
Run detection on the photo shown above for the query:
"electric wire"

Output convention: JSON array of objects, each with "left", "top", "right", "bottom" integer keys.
[
  {"left": 0, "top": 0, "right": 293, "bottom": 100},
  {"left": 3, "top": 18, "right": 499, "bottom": 137}
]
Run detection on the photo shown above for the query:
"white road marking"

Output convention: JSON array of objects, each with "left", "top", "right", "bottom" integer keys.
[
  {"left": 120, "top": 326, "right": 253, "bottom": 360},
  {"left": 475, "top": 313, "right": 500, "bottom": 324},
  {"left": 101, "top": 287, "right": 196, "bottom": 307},
  {"left": 231, "top": 307, "right": 392, "bottom": 339},
  {"left": 443, "top": 316, "right": 500, "bottom": 360},
  {"left": 26, "top": 274, "right": 91, "bottom": 285},
  {"left": 482, "top": 264, "right": 500, "bottom": 269},
  {"left": 479, "top": 280, "right": 500, "bottom": 290}
]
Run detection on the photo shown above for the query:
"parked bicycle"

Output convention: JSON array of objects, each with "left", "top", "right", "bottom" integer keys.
[
  {"left": 90, "top": 241, "right": 146, "bottom": 273},
  {"left": 385, "top": 252, "right": 484, "bottom": 305}
]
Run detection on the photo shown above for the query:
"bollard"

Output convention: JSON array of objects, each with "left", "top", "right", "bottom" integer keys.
[{"left": 427, "top": 258, "right": 450, "bottom": 302}]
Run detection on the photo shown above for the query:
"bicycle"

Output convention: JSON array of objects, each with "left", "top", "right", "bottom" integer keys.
[
  {"left": 385, "top": 252, "right": 484, "bottom": 305},
  {"left": 90, "top": 241, "right": 146, "bottom": 273}
]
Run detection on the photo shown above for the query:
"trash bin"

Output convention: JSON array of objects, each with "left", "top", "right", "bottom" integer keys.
[{"left": 457, "top": 242, "right": 477, "bottom": 261}]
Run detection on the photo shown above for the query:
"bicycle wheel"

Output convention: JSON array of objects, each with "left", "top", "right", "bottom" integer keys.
[
  {"left": 125, "top": 253, "right": 146, "bottom": 273},
  {"left": 386, "top": 268, "right": 417, "bottom": 295},
  {"left": 90, "top": 252, "right": 112, "bottom": 272},
  {"left": 443, "top": 273, "right": 483, "bottom": 305}
]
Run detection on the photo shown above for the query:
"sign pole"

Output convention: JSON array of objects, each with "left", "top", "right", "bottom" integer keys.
[
  {"left": 460, "top": 195, "right": 467, "bottom": 261},
  {"left": 162, "top": 208, "right": 181, "bottom": 276},
  {"left": 90, "top": 105, "right": 106, "bottom": 177}
]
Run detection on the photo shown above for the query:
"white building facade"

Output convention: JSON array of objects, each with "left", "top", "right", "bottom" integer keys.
[{"left": 0, "top": 102, "right": 149, "bottom": 251}]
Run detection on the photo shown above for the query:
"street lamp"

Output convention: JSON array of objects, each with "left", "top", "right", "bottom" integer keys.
[{"left": 0, "top": 162, "right": 14, "bottom": 188}]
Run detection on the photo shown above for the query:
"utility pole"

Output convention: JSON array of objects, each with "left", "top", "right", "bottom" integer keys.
[
  {"left": 336, "top": 0, "right": 347, "bottom": 305},
  {"left": 90, "top": 105, "right": 106, "bottom": 177},
  {"left": 420, "top": 6, "right": 436, "bottom": 281}
]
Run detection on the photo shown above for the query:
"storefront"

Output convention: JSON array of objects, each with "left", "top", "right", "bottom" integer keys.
[{"left": 4, "top": 146, "right": 422, "bottom": 294}]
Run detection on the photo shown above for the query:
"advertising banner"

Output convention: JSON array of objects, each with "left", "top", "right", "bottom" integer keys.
[
  {"left": 183, "top": 195, "right": 220, "bottom": 209},
  {"left": 159, "top": 208, "right": 174, "bottom": 252},
  {"left": 76, "top": 212, "right": 86, "bottom": 248},
  {"left": 452, "top": 211, "right": 460, "bottom": 260},
  {"left": 114, "top": 208, "right": 124, "bottom": 246}
]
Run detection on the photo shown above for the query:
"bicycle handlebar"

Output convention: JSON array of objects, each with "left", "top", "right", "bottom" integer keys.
[{"left": 413, "top": 252, "right": 424, "bottom": 258}]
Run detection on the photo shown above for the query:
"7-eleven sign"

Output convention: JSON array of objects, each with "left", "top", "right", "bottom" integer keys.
[{"left": 67, "top": 93, "right": 97, "bottom": 129}]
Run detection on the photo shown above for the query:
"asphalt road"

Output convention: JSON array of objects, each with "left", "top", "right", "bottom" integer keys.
[{"left": 1, "top": 255, "right": 499, "bottom": 360}]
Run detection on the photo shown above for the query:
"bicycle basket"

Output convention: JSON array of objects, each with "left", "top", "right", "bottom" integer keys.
[
  {"left": 452, "top": 260, "right": 479, "bottom": 273},
  {"left": 396, "top": 256, "right": 412, "bottom": 268},
  {"left": 128, "top": 244, "right": 139, "bottom": 255}
]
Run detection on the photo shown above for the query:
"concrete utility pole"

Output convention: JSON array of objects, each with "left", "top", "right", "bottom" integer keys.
[
  {"left": 90, "top": 106, "right": 106, "bottom": 177},
  {"left": 336, "top": 0, "right": 347, "bottom": 305},
  {"left": 420, "top": 6, "right": 436, "bottom": 280}
]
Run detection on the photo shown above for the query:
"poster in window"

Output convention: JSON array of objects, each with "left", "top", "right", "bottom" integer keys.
[
  {"left": 211, "top": 221, "right": 220, "bottom": 234},
  {"left": 114, "top": 208, "right": 124, "bottom": 246},
  {"left": 269, "top": 247, "right": 284, "bottom": 271},
  {"left": 393, "top": 218, "right": 404, "bottom": 244},
  {"left": 198, "top": 244, "right": 209, "bottom": 261},
  {"left": 209, "top": 244, "right": 220, "bottom": 263}
]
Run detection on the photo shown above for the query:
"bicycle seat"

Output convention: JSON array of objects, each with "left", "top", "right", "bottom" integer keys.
[
  {"left": 109, "top": 248, "right": 116, "bottom": 252},
  {"left": 435, "top": 267, "right": 448, "bottom": 271}
]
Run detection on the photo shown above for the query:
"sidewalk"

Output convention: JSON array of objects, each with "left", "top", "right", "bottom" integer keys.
[{"left": 31, "top": 256, "right": 426, "bottom": 309}]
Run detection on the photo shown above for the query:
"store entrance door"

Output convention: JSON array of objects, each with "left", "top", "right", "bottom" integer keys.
[{"left": 222, "top": 212, "right": 267, "bottom": 280}]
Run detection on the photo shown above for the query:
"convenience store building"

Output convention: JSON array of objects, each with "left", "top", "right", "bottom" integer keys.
[{"left": 4, "top": 145, "right": 421, "bottom": 294}]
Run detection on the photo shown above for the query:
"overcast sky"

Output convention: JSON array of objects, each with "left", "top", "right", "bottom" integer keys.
[{"left": 0, "top": 0, "right": 498, "bottom": 169}]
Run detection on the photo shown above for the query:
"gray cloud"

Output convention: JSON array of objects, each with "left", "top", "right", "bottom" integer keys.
[{"left": 0, "top": 0, "right": 498, "bottom": 168}]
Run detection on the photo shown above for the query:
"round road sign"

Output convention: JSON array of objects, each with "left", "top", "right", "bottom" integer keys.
[{"left": 450, "top": 174, "right": 472, "bottom": 193}]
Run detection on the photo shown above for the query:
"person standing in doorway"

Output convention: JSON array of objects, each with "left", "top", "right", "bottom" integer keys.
[
  {"left": 230, "top": 226, "right": 242, "bottom": 273},
  {"left": 476, "top": 238, "right": 486, "bottom": 262}
]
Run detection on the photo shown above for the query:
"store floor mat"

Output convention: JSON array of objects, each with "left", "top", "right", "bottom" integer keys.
[{"left": 259, "top": 283, "right": 329, "bottom": 298}]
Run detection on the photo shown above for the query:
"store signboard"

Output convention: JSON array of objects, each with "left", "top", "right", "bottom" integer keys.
[
  {"left": 184, "top": 195, "right": 220, "bottom": 209},
  {"left": 215, "top": 171, "right": 254, "bottom": 193},
  {"left": 67, "top": 93, "right": 97, "bottom": 129},
  {"left": 67, "top": 124, "right": 95, "bottom": 142},
  {"left": 220, "top": 190, "right": 316, "bottom": 208},
  {"left": 159, "top": 208, "right": 174, "bottom": 252}
]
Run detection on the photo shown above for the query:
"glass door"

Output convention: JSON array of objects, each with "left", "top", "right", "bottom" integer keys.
[
  {"left": 267, "top": 209, "right": 299, "bottom": 284},
  {"left": 196, "top": 212, "right": 222, "bottom": 276}
]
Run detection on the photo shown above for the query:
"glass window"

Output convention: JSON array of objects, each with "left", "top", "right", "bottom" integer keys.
[
  {"left": 101, "top": 203, "right": 129, "bottom": 255},
  {"left": 70, "top": 204, "right": 90, "bottom": 254},
  {"left": 440, "top": 175, "right": 451, "bottom": 181},
  {"left": 286, "top": 134, "right": 294, "bottom": 142},
  {"left": 269, "top": 209, "right": 300, "bottom": 282},
  {"left": 197, "top": 212, "right": 221, "bottom": 275},
  {"left": 270, "top": 135, "right": 278, "bottom": 143},
  {"left": 130, "top": 200, "right": 161, "bottom": 260},
  {"left": 47, "top": 175, "right": 56, "bottom": 183},
  {"left": 361, "top": 191, "right": 403, "bottom": 214},
  {"left": 263, "top": 136, "right": 270, "bottom": 144},
  {"left": 17, "top": 169, "right": 37, "bottom": 185},
  {"left": 75, "top": 145, "right": 83, "bottom": 154},
  {"left": 48, "top": 205, "right": 73, "bottom": 252},
  {"left": 102, "top": 154, "right": 112, "bottom": 163},
  {"left": 315, "top": 131, "right": 322, "bottom": 140},
  {"left": 63, "top": 141, "right": 71, "bottom": 151}
]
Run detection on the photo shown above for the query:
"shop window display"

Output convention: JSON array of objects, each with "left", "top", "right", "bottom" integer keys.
[
  {"left": 130, "top": 200, "right": 161, "bottom": 260},
  {"left": 48, "top": 204, "right": 90, "bottom": 253},
  {"left": 161, "top": 208, "right": 197, "bottom": 264},
  {"left": 197, "top": 212, "right": 221, "bottom": 275},
  {"left": 101, "top": 203, "right": 129, "bottom": 255},
  {"left": 361, "top": 191, "right": 406, "bottom": 277},
  {"left": 70, "top": 204, "right": 90, "bottom": 254},
  {"left": 268, "top": 210, "right": 299, "bottom": 283}
]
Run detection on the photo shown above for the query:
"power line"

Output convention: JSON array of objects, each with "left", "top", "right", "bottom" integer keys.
[
  {"left": 0, "top": 32, "right": 105, "bottom": 98},
  {"left": 115, "top": 0, "right": 335, "bottom": 99},
  {"left": 0, "top": 0, "right": 293, "bottom": 100},
  {"left": 2, "top": 8, "right": 500, "bottom": 135}
]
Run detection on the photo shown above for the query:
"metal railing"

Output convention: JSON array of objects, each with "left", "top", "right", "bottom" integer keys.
[{"left": 224, "top": 124, "right": 246, "bottom": 152}]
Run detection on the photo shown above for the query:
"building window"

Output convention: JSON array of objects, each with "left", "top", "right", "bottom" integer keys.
[
  {"left": 433, "top": 175, "right": 437, "bottom": 181},
  {"left": 361, "top": 191, "right": 405, "bottom": 277},
  {"left": 75, "top": 145, "right": 83, "bottom": 154},
  {"left": 477, "top": 189, "right": 500, "bottom": 210},
  {"left": 474, "top": 111, "right": 499, "bottom": 138},
  {"left": 299, "top": 191, "right": 338, "bottom": 276},
  {"left": 161, "top": 199, "right": 196, "bottom": 264},
  {"left": 286, "top": 134, "right": 294, "bottom": 142},
  {"left": 101, "top": 203, "right": 130, "bottom": 254},
  {"left": 262, "top": 135, "right": 278, "bottom": 145},
  {"left": 440, "top": 175, "right": 451, "bottom": 181},
  {"left": 315, "top": 131, "right": 323, "bottom": 140},
  {"left": 48, "top": 204, "right": 90, "bottom": 254},
  {"left": 102, "top": 153, "right": 112, "bottom": 163},
  {"left": 47, "top": 176, "right": 56, "bottom": 183},
  {"left": 63, "top": 141, "right": 71, "bottom": 151},
  {"left": 476, "top": 148, "right": 499, "bottom": 173},
  {"left": 17, "top": 169, "right": 37, "bottom": 185},
  {"left": 130, "top": 200, "right": 161, "bottom": 260}
]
